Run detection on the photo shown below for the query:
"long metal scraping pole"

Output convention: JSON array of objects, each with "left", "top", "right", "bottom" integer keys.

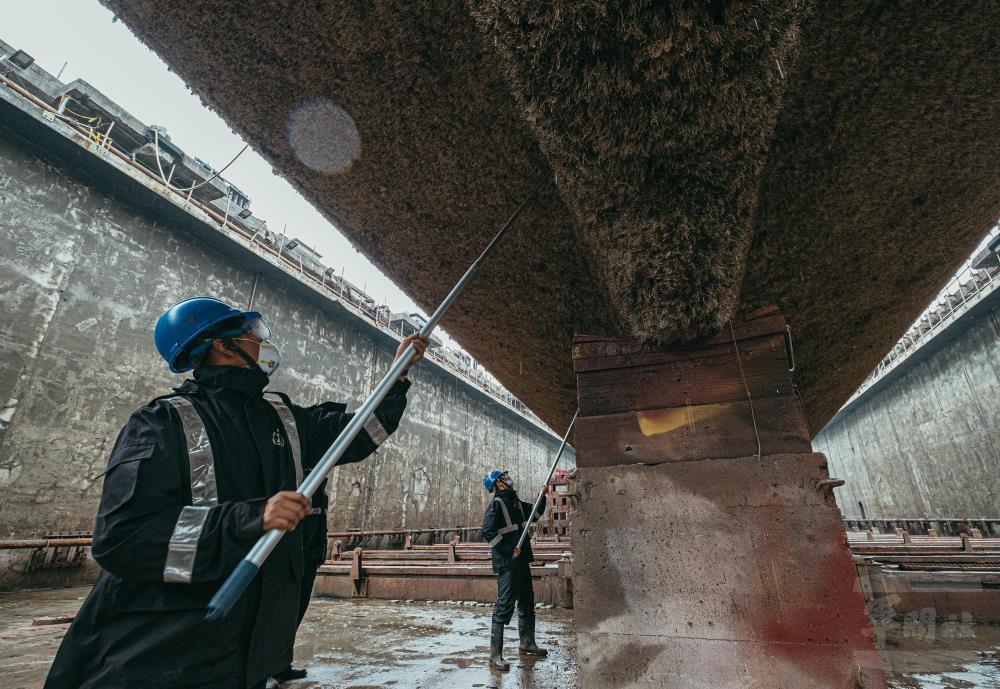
[
  {"left": 514, "top": 409, "right": 577, "bottom": 552},
  {"left": 206, "top": 186, "right": 539, "bottom": 621}
]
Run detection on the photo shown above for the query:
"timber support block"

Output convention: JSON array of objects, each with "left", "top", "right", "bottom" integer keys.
[{"left": 350, "top": 547, "right": 367, "bottom": 597}]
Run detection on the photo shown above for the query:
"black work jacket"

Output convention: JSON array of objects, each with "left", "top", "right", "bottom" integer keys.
[
  {"left": 481, "top": 488, "right": 544, "bottom": 574},
  {"left": 45, "top": 366, "right": 409, "bottom": 689}
]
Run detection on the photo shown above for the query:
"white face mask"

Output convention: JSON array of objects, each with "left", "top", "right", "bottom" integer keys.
[
  {"left": 256, "top": 340, "right": 281, "bottom": 376},
  {"left": 232, "top": 337, "right": 281, "bottom": 376}
]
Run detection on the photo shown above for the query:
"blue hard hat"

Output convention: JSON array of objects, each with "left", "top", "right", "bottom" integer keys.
[
  {"left": 484, "top": 469, "right": 509, "bottom": 493},
  {"left": 154, "top": 297, "right": 261, "bottom": 373}
]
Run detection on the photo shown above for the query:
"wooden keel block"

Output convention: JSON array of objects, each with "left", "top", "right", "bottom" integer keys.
[{"left": 573, "top": 307, "right": 810, "bottom": 469}]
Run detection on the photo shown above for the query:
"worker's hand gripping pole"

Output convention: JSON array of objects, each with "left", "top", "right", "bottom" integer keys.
[
  {"left": 514, "top": 409, "right": 578, "bottom": 553},
  {"left": 205, "top": 185, "right": 540, "bottom": 621}
]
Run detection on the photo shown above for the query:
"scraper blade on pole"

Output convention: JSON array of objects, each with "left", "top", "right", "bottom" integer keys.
[
  {"left": 206, "top": 184, "right": 541, "bottom": 621},
  {"left": 514, "top": 409, "right": 577, "bottom": 553}
]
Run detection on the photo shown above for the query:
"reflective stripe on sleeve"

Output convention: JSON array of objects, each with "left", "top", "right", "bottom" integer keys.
[
  {"left": 488, "top": 534, "right": 504, "bottom": 547},
  {"left": 163, "top": 505, "right": 211, "bottom": 583},
  {"left": 363, "top": 413, "right": 390, "bottom": 446}
]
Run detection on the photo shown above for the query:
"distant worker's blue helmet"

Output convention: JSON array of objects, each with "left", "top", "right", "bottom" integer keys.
[
  {"left": 484, "top": 470, "right": 509, "bottom": 493},
  {"left": 154, "top": 297, "right": 263, "bottom": 373}
]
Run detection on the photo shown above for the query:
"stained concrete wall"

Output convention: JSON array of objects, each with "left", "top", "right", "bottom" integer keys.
[
  {"left": 571, "top": 456, "right": 882, "bottom": 689},
  {"left": 0, "top": 125, "right": 567, "bottom": 587},
  {"left": 815, "top": 304, "right": 1000, "bottom": 519}
]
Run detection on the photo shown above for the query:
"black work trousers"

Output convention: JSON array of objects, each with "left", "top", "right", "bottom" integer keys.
[
  {"left": 492, "top": 566, "right": 535, "bottom": 627},
  {"left": 297, "top": 513, "right": 327, "bottom": 626},
  {"left": 297, "top": 561, "right": 321, "bottom": 625}
]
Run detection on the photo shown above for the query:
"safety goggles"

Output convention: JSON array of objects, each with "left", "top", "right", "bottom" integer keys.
[
  {"left": 188, "top": 317, "right": 273, "bottom": 357},
  {"left": 231, "top": 317, "right": 272, "bottom": 342}
]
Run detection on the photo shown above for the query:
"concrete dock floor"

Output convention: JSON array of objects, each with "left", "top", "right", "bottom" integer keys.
[{"left": 1, "top": 586, "right": 998, "bottom": 688}]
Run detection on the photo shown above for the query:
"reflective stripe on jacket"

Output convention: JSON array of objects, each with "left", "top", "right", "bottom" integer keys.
[
  {"left": 481, "top": 488, "right": 544, "bottom": 574},
  {"left": 161, "top": 394, "right": 304, "bottom": 583}
]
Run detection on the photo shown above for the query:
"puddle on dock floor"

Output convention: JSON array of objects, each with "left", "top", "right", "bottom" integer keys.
[
  {"left": 877, "top": 619, "right": 1000, "bottom": 689},
  {"left": 1, "top": 586, "right": 998, "bottom": 688},
  {"left": 284, "top": 595, "right": 575, "bottom": 689},
  {"left": 0, "top": 587, "right": 575, "bottom": 689}
]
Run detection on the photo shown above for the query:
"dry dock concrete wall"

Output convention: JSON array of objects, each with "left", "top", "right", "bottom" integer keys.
[
  {"left": 0, "top": 124, "right": 567, "bottom": 588},
  {"left": 815, "top": 302, "right": 999, "bottom": 520}
]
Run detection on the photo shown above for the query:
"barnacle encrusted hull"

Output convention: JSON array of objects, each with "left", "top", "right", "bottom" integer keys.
[{"left": 101, "top": 0, "right": 1000, "bottom": 432}]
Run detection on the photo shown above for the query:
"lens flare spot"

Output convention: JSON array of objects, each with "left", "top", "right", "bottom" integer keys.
[{"left": 286, "top": 99, "right": 360, "bottom": 173}]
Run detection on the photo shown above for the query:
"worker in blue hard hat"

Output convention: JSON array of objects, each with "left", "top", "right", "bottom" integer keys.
[
  {"left": 45, "top": 296, "right": 428, "bottom": 689},
  {"left": 481, "top": 469, "right": 549, "bottom": 671}
]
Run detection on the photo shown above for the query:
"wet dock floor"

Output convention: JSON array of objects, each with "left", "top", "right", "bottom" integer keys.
[
  {"left": 1, "top": 586, "right": 998, "bottom": 688},
  {"left": 283, "top": 595, "right": 575, "bottom": 688}
]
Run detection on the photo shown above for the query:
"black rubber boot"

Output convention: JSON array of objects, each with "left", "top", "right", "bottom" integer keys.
[
  {"left": 518, "top": 617, "right": 548, "bottom": 657},
  {"left": 489, "top": 623, "right": 510, "bottom": 671},
  {"left": 274, "top": 665, "right": 308, "bottom": 683}
]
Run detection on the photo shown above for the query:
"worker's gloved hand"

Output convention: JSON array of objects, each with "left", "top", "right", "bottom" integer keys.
[
  {"left": 513, "top": 547, "right": 521, "bottom": 559},
  {"left": 539, "top": 484, "right": 549, "bottom": 495},
  {"left": 263, "top": 491, "right": 311, "bottom": 532},
  {"left": 395, "top": 334, "right": 429, "bottom": 373}
]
